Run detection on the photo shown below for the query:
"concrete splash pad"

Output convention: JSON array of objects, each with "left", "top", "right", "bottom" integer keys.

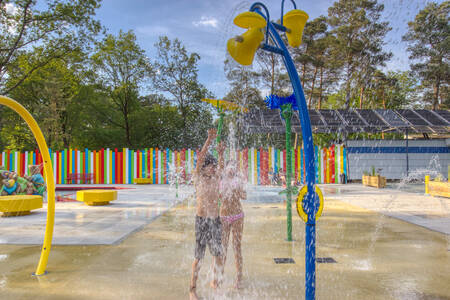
[
  {"left": 0, "top": 184, "right": 449, "bottom": 299},
  {"left": 0, "top": 185, "right": 192, "bottom": 245}
]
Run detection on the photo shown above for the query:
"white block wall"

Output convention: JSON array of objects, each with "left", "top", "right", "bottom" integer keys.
[{"left": 346, "top": 139, "right": 450, "bottom": 180}]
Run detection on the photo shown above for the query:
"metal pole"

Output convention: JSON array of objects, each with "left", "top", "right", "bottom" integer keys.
[
  {"left": 282, "top": 105, "right": 293, "bottom": 241},
  {"left": 217, "top": 110, "right": 225, "bottom": 144},
  {"left": 256, "top": 16, "right": 317, "bottom": 300},
  {"left": 0, "top": 96, "right": 56, "bottom": 276},
  {"left": 406, "top": 129, "right": 409, "bottom": 177}
]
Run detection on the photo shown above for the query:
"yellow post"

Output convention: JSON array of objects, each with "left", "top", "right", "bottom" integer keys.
[
  {"left": 0, "top": 95, "right": 55, "bottom": 276},
  {"left": 425, "top": 175, "right": 430, "bottom": 194}
]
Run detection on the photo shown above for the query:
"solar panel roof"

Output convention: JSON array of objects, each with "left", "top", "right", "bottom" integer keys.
[
  {"left": 355, "top": 110, "right": 387, "bottom": 127},
  {"left": 375, "top": 109, "right": 409, "bottom": 127},
  {"left": 318, "top": 110, "right": 343, "bottom": 127},
  {"left": 241, "top": 109, "right": 449, "bottom": 134},
  {"left": 396, "top": 109, "right": 429, "bottom": 126},
  {"left": 308, "top": 110, "right": 326, "bottom": 126},
  {"left": 414, "top": 110, "right": 448, "bottom": 126},
  {"left": 434, "top": 110, "right": 450, "bottom": 124},
  {"left": 337, "top": 110, "right": 366, "bottom": 126}
]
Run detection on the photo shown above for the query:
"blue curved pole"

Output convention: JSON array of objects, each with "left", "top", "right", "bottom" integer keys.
[{"left": 250, "top": 3, "right": 318, "bottom": 300}]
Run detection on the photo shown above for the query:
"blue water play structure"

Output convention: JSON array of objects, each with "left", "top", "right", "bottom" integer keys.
[{"left": 227, "top": 1, "right": 322, "bottom": 299}]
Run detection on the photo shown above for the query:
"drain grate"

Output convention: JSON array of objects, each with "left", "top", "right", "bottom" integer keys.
[
  {"left": 317, "top": 257, "right": 337, "bottom": 263},
  {"left": 274, "top": 258, "right": 295, "bottom": 264}
]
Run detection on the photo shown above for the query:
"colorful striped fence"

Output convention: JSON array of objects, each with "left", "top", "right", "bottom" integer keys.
[{"left": 0, "top": 145, "right": 347, "bottom": 185}]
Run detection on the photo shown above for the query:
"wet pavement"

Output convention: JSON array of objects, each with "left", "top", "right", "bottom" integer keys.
[
  {"left": 322, "top": 184, "right": 450, "bottom": 235},
  {"left": 0, "top": 185, "right": 192, "bottom": 245},
  {"left": 0, "top": 184, "right": 449, "bottom": 299}
]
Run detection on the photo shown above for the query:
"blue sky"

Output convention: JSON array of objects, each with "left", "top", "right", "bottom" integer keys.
[{"left": 96, "top": 0, "right": 441, "bottom": 99}]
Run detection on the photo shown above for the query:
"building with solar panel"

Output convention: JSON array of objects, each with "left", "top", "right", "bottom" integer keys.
[{"left": 242, "top": 109, "right": 450, "bottom": 181}]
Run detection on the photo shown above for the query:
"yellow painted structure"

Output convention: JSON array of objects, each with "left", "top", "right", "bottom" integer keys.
[
  {"left": 0, "top": 95, "right": 55, "bottom": 276},
  {"left": 201, "top": 98, "right": 249, "bottom": 113},
  {"left": 76, "top": 189, "right": 117, "bottom": 206},
  {"left": 283, "top": 9, "right": 309, "bottom": 47},
  {"left": 296, "top": 185, "right": 324, "bottom": 223},
  {"left": 425, "top": 175, "right": 430, "bottom": 194},
  {"left": 426, "top": 179, "right": 450, "bottom": 198},
  {"left": 0, "top": 195, "right": 43, "bottom": 217},
  {"left": 133, "top": 178, "right": 152, "bottom": 184},
  {"left": 233, "top": 11, "right": 266, "bottom": 28},
  {"left": 227, "top": 12, "right": 266, "bottom": 66}
]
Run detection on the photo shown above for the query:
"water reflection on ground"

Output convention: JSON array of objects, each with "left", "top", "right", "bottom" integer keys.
[{"left": 0, "top": 184, "right": 192, "bottom": 245}]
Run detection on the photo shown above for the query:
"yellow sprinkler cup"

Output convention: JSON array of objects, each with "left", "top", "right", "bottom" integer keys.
[{"left": 296, "top": 185, "right": 324, "bottom": 223}]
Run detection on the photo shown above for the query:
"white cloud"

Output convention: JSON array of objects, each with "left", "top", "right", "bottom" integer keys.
[
  {"left": 193, "top": 16, "right": 218, "bottom": 28},
  {"left": 2, "top": 3, "right": 19, "bottom": 34},
  {"left": 5, "top": 3, "right": 18, "bottom": 15},
  {"left": 136, "top": 25, "right": 170, "bottom": 37}
]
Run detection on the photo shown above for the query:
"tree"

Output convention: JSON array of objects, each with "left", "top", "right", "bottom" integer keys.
[
  {"left": 224, "top": 58, "right": 263, "bottom": 108},
  {"left": 328, "top": 0, "right": 392, "bottom": 108},
  {"left": 0, "top": 0, "right": 102, "bottom": 94},
  {"left": 293, "top": 16, "right": 328, "bottom": 106},
  {"left": 152, "top": 36, "right": 213, "bottom": 148},
  {"left": 1, "top": 50, "right": 86, "bottom": 150},
  {"left": 292, "top": 16, "right": 341, "bottom": 109},
  {"left": 403, "top": 1, "right": 449, "bottom": 110},
  {"left": 255, "top": 45, "right": 290, "bottom": 96},
  {"left": 89, "top": 30, "right": 152, "bottom": 147}
]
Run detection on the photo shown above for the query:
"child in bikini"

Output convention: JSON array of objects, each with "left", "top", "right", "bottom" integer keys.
[{"left": 217, "top": 143, "right": 246, "bottom": 289}]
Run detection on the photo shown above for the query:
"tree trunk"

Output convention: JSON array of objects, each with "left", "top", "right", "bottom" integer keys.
[
  {"left": 359, "top": 86, "right": 364, "bottom": 109},
  {"left": 382, "top": 88, "right": 386, "bottom": 109},
  {"left": 345, "top": 74, "right": 351, "bottom": 108},
  {"left": 124, "top": 109, "right": 132, "bottom": 147},
  {"left": 302, "top": 63, "right": 307, "bottom": 89},
  {"left": 318, "top": 66, "right": 324, "bottom": 109},
  {"left": 433, "top": 80, "right": 440, "bottom": 110},
  {"left": 308, "top": 66, "right": 318, "bottom": 108}
]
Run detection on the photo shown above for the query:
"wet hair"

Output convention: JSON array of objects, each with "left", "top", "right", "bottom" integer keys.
[{"left": 202, "top": 153, "right": 217, "bottom": 169}]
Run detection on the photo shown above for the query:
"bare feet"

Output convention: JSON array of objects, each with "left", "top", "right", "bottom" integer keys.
[
  {"left": 210, "top": 279, "right": 219, "bottom": 289},
  {"left": 189, "top": 288, "right": 198, "bottom": 300},
  {"left": 234, "top": 278, "right": 244, "bottom": 289}
]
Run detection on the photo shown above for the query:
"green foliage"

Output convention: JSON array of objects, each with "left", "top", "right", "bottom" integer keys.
[
  {"left": 293, "top": 16, "right": 340, "bottom": 109},
  {"left": 0, "top": 0, "right": 102, "bottom": 94},
  {"left": 0, "top": 0, "right": 447, "bottom": 153},
  {"left": 327, "top": 0, "right": 392, "bottom": 108},
  {"left": 403, "top": 1, "right": 449, "bottom": 110},
  {"left": 151, "top": 36, "right": 213, "bottom": 148},
  {"left": 89, "top": 30, "right": 152, "bottom": 147},
  {"left": 3, "top": 51, "right": 86, "bottom": 150}
]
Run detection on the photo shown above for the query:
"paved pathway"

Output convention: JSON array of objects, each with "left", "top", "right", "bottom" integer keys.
[
  {"left": 321, "top": 184, "right": 450, "bottom": 235},
  {"left": 0, "top": 184, "right": 193, "bottom": 245}
]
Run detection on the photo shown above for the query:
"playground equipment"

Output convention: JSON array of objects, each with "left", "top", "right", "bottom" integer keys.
[
  {"left": 201, "top": 98, "right": 248, "bottom": 143},
  {"left": 133, "top": 177, "right": 153, "bottom": 184},
  {"left": 425, "top": 175, "right": 450, "bottom": 198},
  {"left": 0, "top": 195, "right": 43, "bottom": 216},
  {"left": 227, "top": 1, "right": 321, "bottom": 299},
  {"left": 76, "top": 189, "right": 117, "bottom": 206},
  {"left": 265, "top": 94, "right": 299, "bottom": 241},
  {"left": 0, "top": 95, "right": 55, "bottom": 276}
]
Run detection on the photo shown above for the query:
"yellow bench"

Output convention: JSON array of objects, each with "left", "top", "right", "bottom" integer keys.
[
  {"left": 425, "top": 177, "right": 450, "bottom": 198},
  {"left": 133, "top": 178, "right": 153, "bottom": 184},
  {"left": 76, "top": 189, "right": 117, "bottom": 206},
  {"left": 0, "top": 195, "right": 43, "bottom": 217}
]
